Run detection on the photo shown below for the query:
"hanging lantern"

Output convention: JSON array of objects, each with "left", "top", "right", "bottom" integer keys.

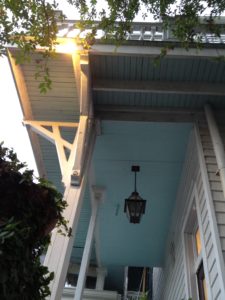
[{"left": 124, "top": 166, "right": 146, "bottom": 224}]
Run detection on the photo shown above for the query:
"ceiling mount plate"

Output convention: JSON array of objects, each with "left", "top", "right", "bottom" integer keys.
[{"left": 131, "top": 165, "right": 140, "bottom": 172}]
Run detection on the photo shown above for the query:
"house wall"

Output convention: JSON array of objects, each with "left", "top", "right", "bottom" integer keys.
[
  {"left": 205, "top": 113, "right": 225, "bottom": 263},
  {"left": 153, "top": 118, "right": 225, "bottom": 300}
]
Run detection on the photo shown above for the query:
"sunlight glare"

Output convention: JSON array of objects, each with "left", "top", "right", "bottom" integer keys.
[{"left": 55, "top": 39, "right": 77, "bottom": 54}]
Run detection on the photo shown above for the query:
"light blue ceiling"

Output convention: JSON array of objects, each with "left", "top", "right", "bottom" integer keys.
[
  {"left": 91, "top": 55, "right": 225, "bottom": 109},
  {"left": 90, "top": 55, "right": 225, "bottom": 83},
  {"left": 93, "top": 121, "right": 192, "bottom": 268}
]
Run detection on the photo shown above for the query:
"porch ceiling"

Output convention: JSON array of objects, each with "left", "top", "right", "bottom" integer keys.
[
  {"left": 90, "top": 54, "right": 225, "bottom": 114},
  {"left": 93, "top": 120, "right": 192, "bottom": 267}
]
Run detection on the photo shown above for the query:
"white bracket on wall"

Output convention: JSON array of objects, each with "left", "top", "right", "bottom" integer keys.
[{"left": 23, "top": 117, "right": 92, "bottom": 186}]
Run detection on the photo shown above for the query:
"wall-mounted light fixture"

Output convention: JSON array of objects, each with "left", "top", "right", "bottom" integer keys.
[{"left": 124, "top": 166, "right": 146, "bottom": 224}]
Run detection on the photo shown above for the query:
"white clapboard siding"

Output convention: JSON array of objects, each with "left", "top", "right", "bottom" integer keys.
[
  {"left": 153, "top": 122, "right": 225, "bottom": 300},
  {"left": 197, "top": 119, "right": 225, "bottom": 300},
  {"left": 192, "top": 150, "right": 221, "bottom": 300},
  {"left": 199, "top": 118, "right": 225, "bottom": 259},
  {"left": 153, "top": 131, "right": 196, "bottom": 300}
]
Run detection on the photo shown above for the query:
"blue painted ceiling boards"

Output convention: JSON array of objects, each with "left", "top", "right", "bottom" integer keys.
[
  {"left": 90, "top": 55, "right": 225, "bottom": 109},
  {"left": 90, "top": 55, "right": 225, "bottom": 83},
  {"left": 93, "top": 121, "right": 192, "bottom": 267}
]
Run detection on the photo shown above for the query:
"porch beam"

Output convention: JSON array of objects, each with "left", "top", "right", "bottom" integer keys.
[
  {"left": 95, "top": 105, "right": 202, "bottom": 123},
  {"left": 71, "top": 116, "right": 89, "bottom": 186},
  {"left": 93, "top": 79, "right": 225, "bottom": 96},
  {"left": 69, "top": 53, "right": 93, "bottom": 185},
  {"left": 80, "top": 54, "right": 93, "bottom": 117}
]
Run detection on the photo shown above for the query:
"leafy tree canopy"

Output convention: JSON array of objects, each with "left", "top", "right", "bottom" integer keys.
[
  {"left": 0, "top": 1, "right": 61, "bottom": 58},
  {"left": 1, "top": 0, "right": 225, "bottom": 54},
  {"left": 71, "top": 0, "right": 225, "bottom": 47},
  {"left": 0, "top": 0, "right": 225, "bottom": 52}
]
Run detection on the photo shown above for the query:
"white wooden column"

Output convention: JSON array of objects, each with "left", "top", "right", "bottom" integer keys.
[
  {"left": 74, "top": 187, "right": 104, "bottom": 300},
  {"left": 123, "top": 266, "right": 128, "bottom": 300},
  {"left": 43, "top": 126, "right": 96, "bottom": 300},
  {"left": 96, "top": 267, "right": 107, "bottom": 290},
  {"left": 44, "top": 182, "right": 87, "bottom": 300}
]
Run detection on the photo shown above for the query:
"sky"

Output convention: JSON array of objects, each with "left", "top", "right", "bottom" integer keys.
[{"left": 0, "top": 55, "right": 38, "bottom": 173}]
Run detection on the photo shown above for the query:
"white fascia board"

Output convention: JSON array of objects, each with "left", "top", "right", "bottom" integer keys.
[{"left": 90, "top": 44, "right": 225, "bottom": 58}]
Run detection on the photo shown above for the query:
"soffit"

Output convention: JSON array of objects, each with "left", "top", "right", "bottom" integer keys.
[{"left": 90, "top": 54, "right": 225, "bottom": 110}]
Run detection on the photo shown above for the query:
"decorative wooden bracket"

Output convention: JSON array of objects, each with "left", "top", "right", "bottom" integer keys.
[
  {"left": 23, "top": 54, "right": 96, "bottom": 187},
  {"left": 23, "top": 117, "right": 93, "bottom": 186}
]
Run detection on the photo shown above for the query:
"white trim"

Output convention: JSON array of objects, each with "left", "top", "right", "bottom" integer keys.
[
  {"left": 74, "top": 186, "right": 104, "bottom": 300},
  {"left": 71, "top": 115, "right": 89, "bottom": 185},
  {"left": 44, "top": 125, "right": 96, "bottom": 300},
  {"left": 195, "top": 124, "right": 225, "bottom": 298},
  {"left": 45, "top": 183, "right": 87, "bottom": 300},
  {"left": 88, "top": 162, "right": 102, "bottom": 268},
  {"left": 23, "top": 121, "right": 78, "bottom": 150},
  {"left": 24, "top": 120, "right": 80, "bottom": 185},
  {"left": 23, "top": 118, "right": 93, "bottom": 186},
  {"left": 23, "top": 121, "right": 79, "bottom": 127},
  {"left": 80, "top": 54, "right": 93, "bottom": 117},
  {"left": 204, "top": 104, "right": 225, "bottom": 199},
  {"left": 194, "top": 185, "right": 213, "bottom": 300},
  {"left": 182, "top": 184, "right": 212, "bottom": 300},
  {"left": 96, "top": 267, "right": 108, "bottom": 291},
  {"left": 90, "top": 45, "right": 225, "bottom": 58},
  {"left": 182, "top": 184, "right": 195, "bottom": 299}
]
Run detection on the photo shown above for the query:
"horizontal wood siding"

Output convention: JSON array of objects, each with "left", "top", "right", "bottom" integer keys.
[
  {"left": 198, "top": 117, "right": 225, "bottom": 267},
  {"left": 153, "top": 121, "right": 225, "bottom": 300},
  {"left": 214, "top": 115, "right": 225, "bottom": 265},
  {"left": 153, "top": 130, "right": 197, "bottom": 300},
  {"left": 196, "top": 118, "right": 225, "bottom": 299}
]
